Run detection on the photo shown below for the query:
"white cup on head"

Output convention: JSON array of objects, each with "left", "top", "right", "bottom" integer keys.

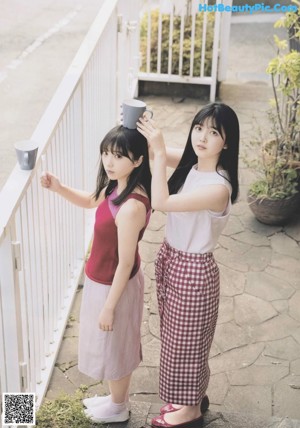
[
  {"left": 14, "top": 140, "right": 39, "bottom": 170},
  {"left": 122, "top": 99, "right": 153, "bottom": 129}
]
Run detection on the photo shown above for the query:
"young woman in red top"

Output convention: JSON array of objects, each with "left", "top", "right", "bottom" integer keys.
[{"left": 41, "top": 126, "right": 151, "bottom": 424}]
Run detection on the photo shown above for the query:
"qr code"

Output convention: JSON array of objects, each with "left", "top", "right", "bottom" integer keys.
[{"left": 2, "top": 393, "right": 36, "bottom": 426}]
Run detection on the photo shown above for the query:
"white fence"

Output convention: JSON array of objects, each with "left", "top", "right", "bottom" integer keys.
[
  {"left": 0, "top": 0, "right": 141, "bottom": 406},
  {"left": 138, "top": 0, "right": 232, "bottom": 101}
]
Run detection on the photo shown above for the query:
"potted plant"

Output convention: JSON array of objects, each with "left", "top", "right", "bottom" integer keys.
[
  {"left": 247, "top": 3, "right": 300, "bottom": 225},
  {"left": 247, "top": 149, "right": 299, "bottom": 225},
  {"left": 274, "top": 0, "right": 300, "bottom": 51}
]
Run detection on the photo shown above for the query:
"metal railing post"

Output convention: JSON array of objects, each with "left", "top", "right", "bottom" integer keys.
[
  {"left": 217, "top": 0, "right": 233, "bottom": 82},
  {"left": 0, "top": 228, "right": 24, "bottom": 393}
]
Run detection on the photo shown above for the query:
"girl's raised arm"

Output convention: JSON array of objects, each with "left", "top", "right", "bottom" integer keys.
[
  {"left": 143, "top": 117, "right": 183, "bottom": 168},
  {"left": 154, "top": 183, "right": 229, "bottom": 213},
  {"left": 137, "top": 118, "right": 229, "bottom": 213},
  {"left": 148, "top": 144, "right": 183, "bottom": 169},
  {"left": 165, "top": 147, "right": 184, "bottom": 169},
  {"left": 40, "top": 171, "right": 104, "bottom": 209}
]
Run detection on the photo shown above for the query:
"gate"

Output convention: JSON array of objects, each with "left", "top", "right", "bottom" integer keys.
[{"left": 138, "top": 0, "right": 233, "bottom": 101}]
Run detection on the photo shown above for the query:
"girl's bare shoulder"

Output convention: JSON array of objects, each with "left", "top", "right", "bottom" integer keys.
[
  {"left": 132, "top": 186, "right": 148, "bottom": 198},
  {"left": 116, "top": 198, "right": 147, "bottom": 231}
]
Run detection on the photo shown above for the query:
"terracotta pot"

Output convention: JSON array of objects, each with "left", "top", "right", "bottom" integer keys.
[{"left": 247, "top": 191, "right": 300, "bottom": 225}]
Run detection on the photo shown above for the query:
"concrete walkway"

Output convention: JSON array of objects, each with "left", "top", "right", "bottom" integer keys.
[{"left": 45, "top": 14, "right": 300, "bottom": 428}]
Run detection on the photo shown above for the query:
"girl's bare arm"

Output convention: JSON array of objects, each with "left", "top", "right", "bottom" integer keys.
[
  {"left": 151, "top": 150, "right": 229, "bottom": 212},
  {"left": 149, "top": 145, "right": 183, "bottom": 169},
  {"left": 138, "top": 118, "right": 229, "bottom": 213},
  {"left": 40, "top": 171, "right": 104, "bottom": 208},
  {"left": 165, "top": 147, "right": 184, "bottom": 169},
  {"left": 98, "top": 199, "right": 147, "bottom": 330}
]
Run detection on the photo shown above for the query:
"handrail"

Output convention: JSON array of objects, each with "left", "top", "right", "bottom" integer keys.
[{"left": 0, "top": 0, "right": 119, "bottom": 238}]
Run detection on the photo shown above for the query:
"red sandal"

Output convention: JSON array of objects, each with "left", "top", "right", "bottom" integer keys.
[
  {"left": 151, "top": 414, "right": 203, "bottom": 428},
  {"left": 160, "top": 395, "right": 209, "bottom": 415}
]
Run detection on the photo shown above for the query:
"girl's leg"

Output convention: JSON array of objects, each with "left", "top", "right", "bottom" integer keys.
[
  {"left": 167, "top": 404, "right": 200, "bottom": 421},
  {"left": 84, "top": 374, "right": 132, "bottom": 423},
  {"left": 161, "top": 395, "right": 209, "bottom": 414},
  {"left": 84, "top": 373, "right": 131, "bottom": 408},
  {"left": 108, "top": 373, "right": 132, "bottom": 404}
]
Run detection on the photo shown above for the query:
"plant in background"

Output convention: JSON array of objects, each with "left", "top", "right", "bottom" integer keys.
[
  {"left": 244, "top": 126, "right": 299, "bottom": 201},
  {"left": 35, "top": 386, "right": 97, "bottom": 428},
  {"left": 139, "top": 9, "right": 215, "bottom": 76},
  {"left": 247, "top": 3, "right": 300, "bottom": 201},
  {"left": 266, "top": 36, "right": 300, "bottom": 166},
  {"left": 247, "top": 151, "right": 298, "bottom": 200},
  {"left": 245, "top": 3, "right": 300, "bottom": 225},
  {"left": 266, "top": 1, "right": 300, "bottom": 166},
  {"left": 274, "top": 0, "right": 300, "bottom": 50}
]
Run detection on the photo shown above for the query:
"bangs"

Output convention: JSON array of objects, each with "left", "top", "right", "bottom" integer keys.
[
  {"left": 194, "top": 108, "right": 225, "bottom": 140},
  {"left": 100, "top": 132, "right": 131, "bottom": 159}
]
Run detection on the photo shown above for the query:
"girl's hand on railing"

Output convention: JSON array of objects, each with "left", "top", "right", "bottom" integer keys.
[{"left": 40, "top": 172, "right": 62, "bottom": 193}]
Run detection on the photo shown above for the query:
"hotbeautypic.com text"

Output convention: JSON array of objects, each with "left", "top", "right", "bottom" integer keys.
[{"left": 198, "top": 3, "right": 298, "bottom": 13}]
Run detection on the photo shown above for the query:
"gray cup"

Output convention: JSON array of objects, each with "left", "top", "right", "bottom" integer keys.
[
  {"left": 14, "top": 140, "right": 39, "bottom": 170},
  {"left": 122, "top": 99, "right": 153, "bottom": 129}
]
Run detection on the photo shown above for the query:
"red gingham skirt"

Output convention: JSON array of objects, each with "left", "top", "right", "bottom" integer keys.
[{"left": 155, "top": 239, "right": 220, "bottom": 405}]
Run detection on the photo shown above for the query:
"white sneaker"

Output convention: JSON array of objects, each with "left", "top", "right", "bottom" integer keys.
[
  {"left": 84, "top": 407, "right": 130, "bottom": 423},
  {"left": 83, "top": 394, "right": 131, "bottom": 411},
  {"left": 82, "top": 394, "right": 110, "bottom": 408}
]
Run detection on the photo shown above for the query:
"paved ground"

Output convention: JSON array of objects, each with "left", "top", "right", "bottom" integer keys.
[{"left": 44, "top": 14, "right": 300, "bottom": 428}]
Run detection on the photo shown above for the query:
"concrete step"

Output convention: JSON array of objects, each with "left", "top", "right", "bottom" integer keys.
[{"left": 219, "top": 80, "right": 273, "bottom": 103}]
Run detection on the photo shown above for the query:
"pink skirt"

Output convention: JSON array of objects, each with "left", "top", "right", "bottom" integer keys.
[
  {"left": 78, "top": 268, "right": 144, "bottom": 380},
  {"left": 155, "top": 240, "right": 220, "bottom": 405}
]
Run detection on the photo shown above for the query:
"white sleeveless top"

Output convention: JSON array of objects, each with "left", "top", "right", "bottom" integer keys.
[{"left": 165, "top": 165, "right": 232, "bottom": 253}]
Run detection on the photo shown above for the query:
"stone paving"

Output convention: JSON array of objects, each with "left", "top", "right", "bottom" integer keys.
[{"left": 45, "top": 85, "right": 300, "bottom": 428}]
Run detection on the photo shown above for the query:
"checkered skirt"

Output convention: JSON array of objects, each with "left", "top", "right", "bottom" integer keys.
[{"left": 155, "top": 239, "right": 220, "bottom": 405}]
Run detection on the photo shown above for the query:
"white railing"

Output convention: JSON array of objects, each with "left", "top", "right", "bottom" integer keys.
[
  {"left": 0, "top": 0, "right": 141, "bottom": 406},
  {"left": 138, "top": 0, "right": 233, "bottom": 101}
]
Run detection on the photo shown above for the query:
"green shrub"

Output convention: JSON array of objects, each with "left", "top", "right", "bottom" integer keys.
[
  {"left": 140, "top": 9, "right": 215, "bottom": 76},
  {"left": 35, "top": 387, "right": 99, "bottom": 428}
]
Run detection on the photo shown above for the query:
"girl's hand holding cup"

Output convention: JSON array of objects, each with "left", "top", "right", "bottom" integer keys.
[{"left": 137, "top": 117, "right": 166, "bottom": 156}]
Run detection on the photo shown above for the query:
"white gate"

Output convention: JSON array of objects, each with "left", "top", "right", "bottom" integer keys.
[{"left": 138, "top": 0, "right": 233, "bottom": 101}]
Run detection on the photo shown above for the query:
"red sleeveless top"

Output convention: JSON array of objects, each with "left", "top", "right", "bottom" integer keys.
[{"left": 85, "top": 188, "right": 151, "bottom": 285}]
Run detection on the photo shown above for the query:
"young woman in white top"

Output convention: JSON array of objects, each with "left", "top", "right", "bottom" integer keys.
[{"left": 137, "top": 102, "right": 240, "bottom": 428}]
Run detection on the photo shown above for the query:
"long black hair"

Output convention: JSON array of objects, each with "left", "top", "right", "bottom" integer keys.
[
  {"left": 94, "top": 125, "right": 151, "bottom": 205},
  {"left": 168, "top": 102, "right": 240, "bottom": 203}
]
